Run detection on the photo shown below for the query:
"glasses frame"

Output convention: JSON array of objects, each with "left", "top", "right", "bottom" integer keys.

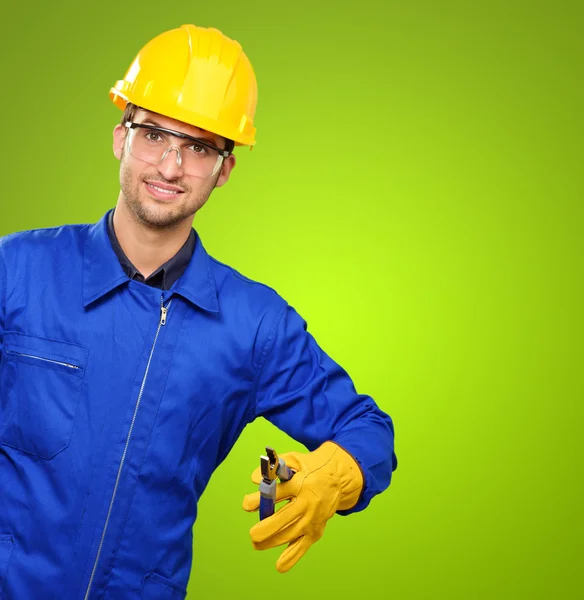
[{"left": 124, "top": 121, "right": 231, "bottom": 177}]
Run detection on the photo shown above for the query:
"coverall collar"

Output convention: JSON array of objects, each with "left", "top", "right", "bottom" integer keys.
[{"left": 82, "top": 210, "right": 219, "bottom": 313}]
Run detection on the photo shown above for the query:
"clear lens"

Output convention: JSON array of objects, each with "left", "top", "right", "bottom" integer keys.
[{"left": 126, "top": 126, "right": 224, "bottom": 178}]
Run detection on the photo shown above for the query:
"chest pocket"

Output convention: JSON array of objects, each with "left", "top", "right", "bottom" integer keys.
[{"left": 0, "top": 332, "right": 88, "bottom": 460}]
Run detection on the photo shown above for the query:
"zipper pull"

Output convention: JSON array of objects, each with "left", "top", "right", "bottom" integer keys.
[
  {"left": 160, "top": 295, "right": 169, "bottom": 326},
  {"left": 160, "top": 305, "right": 168, "bottom": 326}
]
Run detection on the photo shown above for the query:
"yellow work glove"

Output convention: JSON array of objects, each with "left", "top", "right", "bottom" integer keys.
[{"left": 241, "top": 441, "right": 364, "bottom": 573}]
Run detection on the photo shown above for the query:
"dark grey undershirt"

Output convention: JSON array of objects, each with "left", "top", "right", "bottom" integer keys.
[{"left": 107, "top": 209, "right": 195, "bottom": 291}]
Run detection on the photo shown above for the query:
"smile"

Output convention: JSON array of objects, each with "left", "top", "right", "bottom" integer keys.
[
  {"left": 147, "top": 183, "right": 181, "bottom": 195},
  {"left": 144, "top": 181, "right": 185, "bottom": 201}
]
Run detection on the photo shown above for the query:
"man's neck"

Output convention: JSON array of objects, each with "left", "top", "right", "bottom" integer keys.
[{"left": 112, "top": 199, "right": 192, "bottom": 279}]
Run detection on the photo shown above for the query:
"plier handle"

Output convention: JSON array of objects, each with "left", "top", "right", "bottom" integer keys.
[{"left": 259, "top": 447, "right": 294, "bottom": 520}]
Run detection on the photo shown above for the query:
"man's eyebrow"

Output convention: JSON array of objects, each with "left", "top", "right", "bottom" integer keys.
[
  {"left": 141, "top": 118, "right": 163, "bottom": 127},
  {"left": 140, "top": 119, "right": 217, "bottom": 143}
]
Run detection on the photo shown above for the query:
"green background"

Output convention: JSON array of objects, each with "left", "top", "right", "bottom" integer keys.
[{"left": 1, "top": 0, "right": 582, "bottom": 598}]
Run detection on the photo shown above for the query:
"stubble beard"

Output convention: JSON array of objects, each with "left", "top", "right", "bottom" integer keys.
[{"left": 119, "top": 152, "right": 217, "bottom": 231}]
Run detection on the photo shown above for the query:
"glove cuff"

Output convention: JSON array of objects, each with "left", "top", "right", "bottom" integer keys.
[{"left": 319, "top": 441, "right": 364, "bottom": 511}]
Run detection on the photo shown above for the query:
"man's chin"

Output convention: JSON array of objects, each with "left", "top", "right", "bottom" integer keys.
[
  {"left": 142, "top": 212, "right": 186, "bottom": 230},
  {"left": 131, "top": 199, "right": 187, "bottom": 230}
]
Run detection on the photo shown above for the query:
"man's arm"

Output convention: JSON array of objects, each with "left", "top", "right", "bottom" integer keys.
[
  {"left": 0, "top": 237, "right": 7, "bottom": 365},
  {"left": 252, "top": 303, "right": 397, "bottom": 514}
]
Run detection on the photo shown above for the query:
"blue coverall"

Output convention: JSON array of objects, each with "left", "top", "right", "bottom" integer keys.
[{"left": 0, "top": 210, "right": 397, "bottom": 599}]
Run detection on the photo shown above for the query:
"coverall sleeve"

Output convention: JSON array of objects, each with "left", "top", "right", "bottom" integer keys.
[
  {"left": 0, "top": 238, "right": 6, "bottom": 364},
  {"left": 254, "top": 303, "right": 397, "bottom": 515}
]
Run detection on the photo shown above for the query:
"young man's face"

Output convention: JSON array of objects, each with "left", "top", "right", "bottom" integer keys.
[{"left": 112, "top": 108, "right": 236, "bottom": 230}]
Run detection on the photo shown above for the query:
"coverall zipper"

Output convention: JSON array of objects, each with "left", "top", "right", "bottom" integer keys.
[{"left": 83, "top": 295, "right": 172, "bottom": 600}]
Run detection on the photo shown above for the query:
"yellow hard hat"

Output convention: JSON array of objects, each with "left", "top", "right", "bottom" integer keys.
[{"left": 109, "top": 24, "right": 258, "bottom": 146}]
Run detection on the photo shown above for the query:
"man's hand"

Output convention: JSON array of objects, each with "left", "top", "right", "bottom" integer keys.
[{"left": 242, "top": 441, "right": 363, "bottom": 573}]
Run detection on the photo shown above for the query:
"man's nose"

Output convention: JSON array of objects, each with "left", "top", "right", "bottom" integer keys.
[{"left": 157, "top": 146, "right": 184, "bottom": 179}]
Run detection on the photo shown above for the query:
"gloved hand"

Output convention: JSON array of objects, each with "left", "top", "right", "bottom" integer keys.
[{"left": 242, "top": 441, "right": 364, "bottom": 573}]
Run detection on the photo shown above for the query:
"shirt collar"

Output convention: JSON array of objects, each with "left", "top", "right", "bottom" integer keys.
[
  {"left": 83, "top": 209, "right": 219, "bottom": 313},
  {"left": 106, "top": 208, "right": 195, "bottom": 291}
]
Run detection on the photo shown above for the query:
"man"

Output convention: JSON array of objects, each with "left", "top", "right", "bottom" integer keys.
[{"left": 0, "top": 24, "right": 397, "bottom": 599}]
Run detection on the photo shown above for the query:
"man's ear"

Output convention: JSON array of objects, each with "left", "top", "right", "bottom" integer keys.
[
  {"left": 113, "top": 124, "right": 126, "bottom": 160},
  {"left": 215, "top": 153, "right": 237, "bottom": 188}
]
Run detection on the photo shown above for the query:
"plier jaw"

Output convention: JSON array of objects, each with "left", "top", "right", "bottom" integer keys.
[
  {"left": 260, "top": 447, "right": 280, "bottom": 484},
  {"left": 258, "top": 446, "right": 295, "bottom": 521}
]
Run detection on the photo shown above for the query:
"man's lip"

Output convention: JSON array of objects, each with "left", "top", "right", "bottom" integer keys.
[{"left": 144, "top": 181, "right": 185, "bottom": 193}]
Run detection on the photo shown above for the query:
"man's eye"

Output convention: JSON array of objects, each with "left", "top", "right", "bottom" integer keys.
[
  {"left": 189, "top": 144, "right": 208, "bottom": 155},
  {"left": 145, "top": 131, "right": 163, "bottom": 142}
]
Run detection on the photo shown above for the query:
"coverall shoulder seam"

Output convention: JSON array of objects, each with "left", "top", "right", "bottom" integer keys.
[{"left": 208, "top": 256, "right": 282, "bottom": 296}]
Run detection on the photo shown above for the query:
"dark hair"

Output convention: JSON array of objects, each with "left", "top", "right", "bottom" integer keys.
[{"left": 121, "top": 102, "right": 235, "bottom": 153}]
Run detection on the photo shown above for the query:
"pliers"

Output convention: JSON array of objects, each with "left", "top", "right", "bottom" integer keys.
[{"left": 259, "top": 447, "right": 295, "bottom": 520}]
